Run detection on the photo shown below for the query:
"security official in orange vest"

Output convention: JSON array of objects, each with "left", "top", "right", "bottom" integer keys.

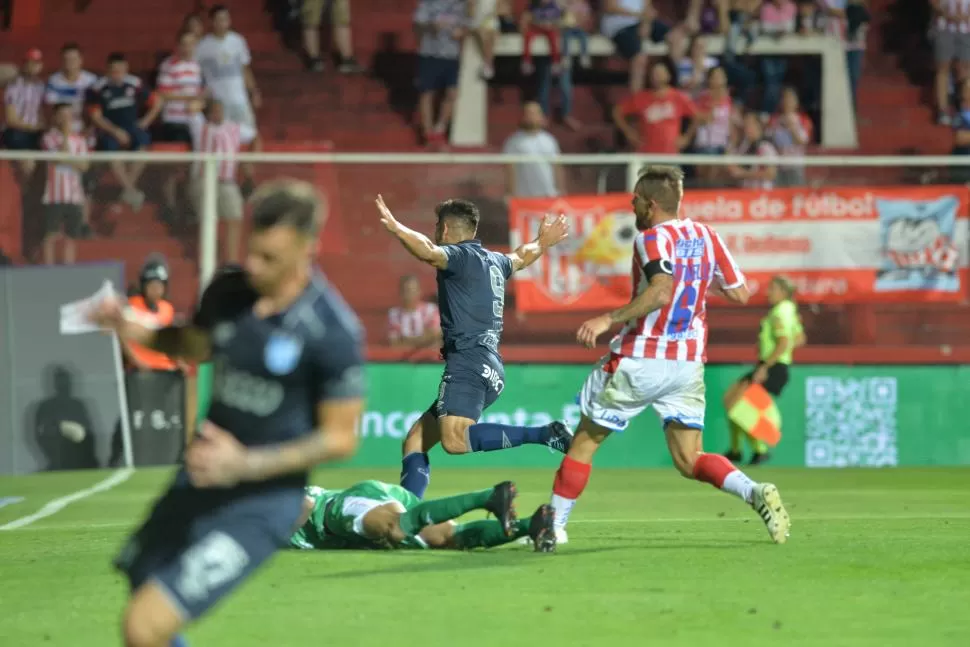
[{"left": 125, "top": 258, "right": 177, "bottom": 371}]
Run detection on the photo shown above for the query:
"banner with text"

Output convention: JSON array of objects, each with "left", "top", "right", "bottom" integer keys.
[{"left": 509, "top": 186, "right": 970, "bottom": 311}]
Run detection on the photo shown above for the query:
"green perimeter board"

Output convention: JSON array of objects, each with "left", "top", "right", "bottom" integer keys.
[{"left": 194, "top": 362, "right": 970, "bottom": 467}]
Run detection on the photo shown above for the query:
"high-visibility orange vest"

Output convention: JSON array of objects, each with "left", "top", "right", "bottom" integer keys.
[{"left": 127, "top": 295, "right": 177, "bottom": 371}]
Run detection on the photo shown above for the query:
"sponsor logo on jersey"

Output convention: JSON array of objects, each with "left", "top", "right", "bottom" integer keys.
[{"left": 264, "top": 331, "right": 304, "bottom": 376}]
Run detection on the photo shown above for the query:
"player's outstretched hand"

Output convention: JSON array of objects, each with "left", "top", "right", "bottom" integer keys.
[
  {"left": 186, "top": 421, "right": 249, "bottom": 488},
  {"left": 375, "top": 194, "right": 401, "bottom": 234},
  {"left": 85, "top": 293, "right": 126, "bottom": 332},
  {"left": 538, "top": 214, "right": 569, "bottom": 249},
  {"left": 577, "top": 314, "right": 613, "bottom": 349}
]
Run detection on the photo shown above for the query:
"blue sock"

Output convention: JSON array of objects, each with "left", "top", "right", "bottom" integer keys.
[
  {"left": 466, "top": 422, "right": 554, "bottom": 452},
  {"left": 170, "top": 635, "right": 190, "bottom": 647},
  {"left": 400, "top": 452, "right": 431, "bottom": 498}
]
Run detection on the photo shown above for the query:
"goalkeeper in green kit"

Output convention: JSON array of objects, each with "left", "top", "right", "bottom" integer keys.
[{"left": 290, "top": 480, "right": 556, "bottom": 552}]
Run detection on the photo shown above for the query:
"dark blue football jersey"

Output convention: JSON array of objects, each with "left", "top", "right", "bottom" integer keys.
[
  {"left": 191, "top": 266, "right": 365, "bottom": 487},
  {"left": 436, "top": 240, "right": 514, "bottom": 355}
]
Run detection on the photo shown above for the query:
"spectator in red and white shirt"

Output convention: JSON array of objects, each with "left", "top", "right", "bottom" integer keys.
[
  {"left": 155, "top": 29, "right": 204, "bottom": 223},
  {"left": 388, "top": 275, "right": 441, "bottom": 349},
  {"left": 727, "top": 111, "right": 778, "bottom": 189},
  {"left": 613, "top": 61, "right": 698, "bottom": 154},
  {"left": 691, "top": 66, "right": 733, "bottom": 185},
  {"left": 41, "top": 103, "right": 90, "bottom": 266},
  {"left": 766, "top": 86, "right": 813, "bottom": 186},
  {"left": 187, "top": 99, "right": 259, "bottom": 264},
  {"left": 2, "top": 48, "right": 46, "bottom": 183}
]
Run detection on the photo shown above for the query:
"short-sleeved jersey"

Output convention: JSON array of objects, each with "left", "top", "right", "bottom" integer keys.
[
  {"left": 611, "top": 218, "right": 744, "bottom": 363},
  {"left": 617, "top": 88, "right": 697, "bottom": 154},
  {"left": 437, "top": 240, "right": 514, "bottom": 356},
  {"left": 759, "top": 298, "right": 801, "bottom": 365},
  {"left": 192, "top": 266, "right": 365, "bottom": 488},
  {"left": 88, "top": 75, "right": 153, "bottom": 128},
  {"left": 45, "top": 70, "right": 98, "bottom": 131}
]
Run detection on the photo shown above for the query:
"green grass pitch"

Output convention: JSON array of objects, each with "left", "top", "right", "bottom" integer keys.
[{"left": 1, "top": 466, "right": 968, "bottom": 646}]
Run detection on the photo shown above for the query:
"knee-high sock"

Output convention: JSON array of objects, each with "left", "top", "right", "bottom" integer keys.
[
  {"left": 400, "top": 452, "right": 431, "bottom": 498},
  {"left": 550, "top": 456, "right": 591, "bottom": 530},
  {"left": 466, "top": 422, "right": 557, "bottom": 452},
  {"left": 692, "top": 453, "right": 757, "bottom": 504},
  {"left": 452, "top": 518, "right": 530, "bottom": 549},
  {"left": 398, "top": 487, "right": 493, "bottom": 535}
]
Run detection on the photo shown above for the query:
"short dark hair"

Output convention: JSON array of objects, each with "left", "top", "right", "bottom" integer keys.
[
  {"left": 61, "top": 42, "right": 81, "bottom": 54},
  {"left": 107, "top": 52, "right": 126, "bottom": 65},
  {"left": 209, "top": 4, "right": 228, "bottom": 18},
  {"left": 434, "top": 199, "right": 480, "bottom": 236},
  {"left": 250, "top": 180, "right": 323, "bottom": 237},
  {"left": 399, "top": 274, "right": 419, "bottom": 289},
  {"left": 635, "top": 165, "right": 684, "bottom": 214}
]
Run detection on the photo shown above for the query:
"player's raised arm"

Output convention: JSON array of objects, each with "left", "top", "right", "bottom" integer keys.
[
  {"left": 506, "top": 214, "right": 569, "bottom": 272},
  {"left": 376, "top": 194, "right": 449, "bottom": 269}
]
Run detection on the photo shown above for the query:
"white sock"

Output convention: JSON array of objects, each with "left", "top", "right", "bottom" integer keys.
[
  {"left": 551, "top": 494, "right": 576, "bottom": 529},
  {"left": 722, "top": 470, "right": 757, "bottom": 504}
]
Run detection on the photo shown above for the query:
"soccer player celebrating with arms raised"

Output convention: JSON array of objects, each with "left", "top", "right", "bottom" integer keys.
[
  {"left": 88, "top": 181, "right": 365, "bottom": 647},
  {"left": 546, "top": 165, "right": 791, "bottom": 548},
  {"left": 375, "top": 195, "right": 571, "bottom": 501}
]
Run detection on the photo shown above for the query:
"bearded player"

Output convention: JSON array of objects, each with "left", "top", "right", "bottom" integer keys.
[
  {"left": 376, "top": 195, "right": 572, "bottom": 500},
  {"left": 89, "top": 181, "right": 364, "bottom": 647},
  {"left": 545, "top": 165, "right": 791, "bottom": 546},
  {"left": 290, "top": 480, "right": 556, "bottom": 552}
]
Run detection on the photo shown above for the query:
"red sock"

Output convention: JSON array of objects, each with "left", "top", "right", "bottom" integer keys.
[
  {"left": 553, "top": 456, "right": 592, "bottom": 499},
  {"left": 692, "top": 453, "right": 736, "bottom": 489}
]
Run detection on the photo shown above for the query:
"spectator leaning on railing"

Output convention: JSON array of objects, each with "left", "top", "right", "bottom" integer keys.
[
  {"left": 502, "top": 101, "right": 564, "bottom": 198},
  {"left": 413, "top": 0, "right": 469, "bottom": 148},
  {"left": 2, "top": 48, "right": 45, "bottom": 184},
  {"left": 40, "top": 103, "right": 89, "bottom": 266}
]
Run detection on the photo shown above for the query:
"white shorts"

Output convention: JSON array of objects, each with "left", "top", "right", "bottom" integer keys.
[
  {"left": 190, "top": 179, "right": 244, "bottom": 221},
  {"left": 224, "top": 101, "right": 256, "bottom": 129},
  {"left": 578, "top": 354, "right": 706, "bottom": 432},
  {"left": 472, "top": 0, "right": 498, "bottom": 30}
]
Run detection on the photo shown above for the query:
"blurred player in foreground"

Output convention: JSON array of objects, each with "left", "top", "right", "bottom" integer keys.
[
  {"left": 290, "top": 480, "right": 556, "bottom": 552},
  {"left": 88, "top": 180, "right": 365, "bottom": 647},
  {"left": 544, "top": 165, "right": 791, "bottom": 546},
  {"left": 723, "top": 274, "right": 806, "bottom": 465},
  {"left": 376, "top": 195, "right": 572, "bottom": 500}
]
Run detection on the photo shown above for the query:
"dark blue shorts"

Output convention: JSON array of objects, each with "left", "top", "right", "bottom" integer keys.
[
  {"left": 115, "top": 480, "right": 304, "bottom": 620},
  {"left": 612, "top": 21, "right": 671, "bottom": 59},
  {"left": 99, "top": 126, "right": 151, "bottom": 151},
  {"left": 432, "top": 349, "right": 504, "bottom": 421},
  {"left": 416, "top": 56, "right": 460, "bottom": 93},
  {"left": 1, "top": 128, "right": 41, "bottom": 150}
]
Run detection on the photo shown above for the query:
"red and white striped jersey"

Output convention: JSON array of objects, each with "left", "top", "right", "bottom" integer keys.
[
  {"left": 41, "top": 129, "right": 88, "bottom": 205},
  {"left": 156, "top": 55, "right": 204, "bottom": 124},
  {"left": 693, "top": 91, "right": 733, "bottom": 149},
  {"left": 934, "top": 0, "right": 970, "bottom": 33},
  {"left": 3, "top": 76, "right": 45, "bottom": 129},
  {"left": 188, "top": 114, "right": 257, "bottom": 182},
  {"left": 388, "top": 303, "right": 440, "bottom": 342},
  {"left": 610, "top": 218, "right": 745, "bottom": 363}
]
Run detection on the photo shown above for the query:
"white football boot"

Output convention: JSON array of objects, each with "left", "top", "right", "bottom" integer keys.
[{"left": 751, "top": 483, "right": 791, "bottom": 544}]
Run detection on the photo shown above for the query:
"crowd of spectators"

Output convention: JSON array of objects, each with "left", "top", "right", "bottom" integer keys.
[{"left": 1, "top": 4, "right": 261, "bottom": 265}]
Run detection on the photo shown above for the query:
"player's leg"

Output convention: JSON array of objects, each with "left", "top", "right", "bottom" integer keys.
[
  {"left": 656, "top": 368, "right": 790, "bottom": 544},
  {"left": 425, "top": 504, "right": 555, "bottom": 550},
  {"left": 547, "top": 354, "right": 653, "bottom": 546},
  {"left": 398, "top": 480, "right": 518, "bottom": 536},
  {"left": 400, "top": 407, "right": 439, "bottom": 498},
  {"left": 438, "top": 355, "right": 572, "bottom": 455}
]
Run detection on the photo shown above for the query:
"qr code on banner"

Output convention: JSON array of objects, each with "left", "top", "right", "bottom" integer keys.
[{"left": 804, "top": 377, "right": 899, "bottom": 468}]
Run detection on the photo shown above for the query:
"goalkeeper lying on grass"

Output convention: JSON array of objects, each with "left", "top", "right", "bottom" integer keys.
[{"left": 290, "top": 480, "right": 556, "bottom": 552}]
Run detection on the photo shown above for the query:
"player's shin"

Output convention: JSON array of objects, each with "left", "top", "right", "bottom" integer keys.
[
  {"left": 452, "top": 519, "right": 530, "bottom": 549},
  {"left": 466, "top": 420, "right": 570, "bottom": 453},
  {"left": 397, "top": 487, "right": 495, "bottom": 535},
  {"left": 551, "top": 455, "right": 592, "bottom": 530},
  {"left": 692, "top": 453, "right": 757, "bottom": 504},
  {"left": 400, "top": 452, "right": 431, "bottom": 498}
]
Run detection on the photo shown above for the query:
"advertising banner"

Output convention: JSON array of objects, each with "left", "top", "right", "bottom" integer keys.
[
  {"left": 194, "top": 363, "right": 970, "bottom": 469},
  {"left": 509, "top": 185, "right": 969, "bottom": 311},
  {"left": 120, "top": 370, "right": 185, "bottom": 467}
]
